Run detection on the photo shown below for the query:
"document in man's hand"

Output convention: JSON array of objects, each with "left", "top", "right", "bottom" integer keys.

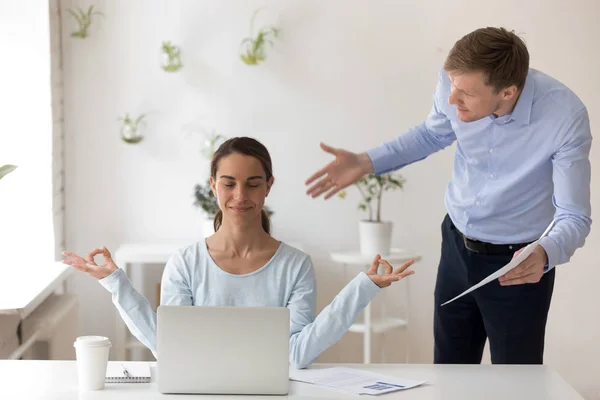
[
  {"left": 440, "top": 219, "right": 555, "bottom": 307},
  {"left": 289, "top": 367, "right": 426, "bottom": 395}
]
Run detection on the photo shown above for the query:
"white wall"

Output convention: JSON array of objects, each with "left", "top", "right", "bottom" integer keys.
[{"left": 61, "top": 1, "right": 599, "bottom": 398}]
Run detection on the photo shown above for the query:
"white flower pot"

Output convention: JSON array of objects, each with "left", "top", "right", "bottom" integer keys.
[
  {"left": 359, "top": 220, "right": 393, "bottom": 257},
  {"left": 202, "top": 218, "right": 215, "bottom": 238}
]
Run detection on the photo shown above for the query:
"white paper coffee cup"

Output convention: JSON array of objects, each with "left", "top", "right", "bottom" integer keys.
[{"left": 74, "top": 336, "right": 111, "bottom": 390}]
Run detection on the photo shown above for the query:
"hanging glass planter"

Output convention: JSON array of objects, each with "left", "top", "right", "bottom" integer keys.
[
  {"left": 239, "top": 8, "right": 279, "bottom": 65},
  {"left": 160, "top": 41, "right": 183, "bottom": 72},
  {"left": 118, "top": 113, "right": 146, "bottom": 144}
]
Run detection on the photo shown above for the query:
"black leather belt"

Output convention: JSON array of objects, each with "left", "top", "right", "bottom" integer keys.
[
  {"left": 461, "top": 234, "right": 531, "bottom": 255},
  {"left": 447, "top": 216, "right": 532, "bottom": 255}
]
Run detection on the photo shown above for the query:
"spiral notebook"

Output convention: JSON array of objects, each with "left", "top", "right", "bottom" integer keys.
[{"left": 105, "top": 363, "right": 151, "bottom": 383}]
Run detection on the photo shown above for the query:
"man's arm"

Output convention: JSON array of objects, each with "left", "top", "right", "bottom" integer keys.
[
  {"left": 367, "top": 69, "right": 457, "bottom": 174},
  {"left": 539, "top": 108, "right": 592, "bottom": 268}
]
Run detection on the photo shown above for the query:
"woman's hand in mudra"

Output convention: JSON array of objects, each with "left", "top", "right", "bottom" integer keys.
[
  {"left": 62, "top": 247, "right": 118, "bottom": 280},
  {"left": 367, "top": 254, "right": 415, "bottom": 288}
]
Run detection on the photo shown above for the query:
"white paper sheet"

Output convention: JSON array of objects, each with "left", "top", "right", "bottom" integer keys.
[
  {"left": 289, "top": 367, "right": 426, "bottom": 396},
  {"left": 441, "top": 220, "right": 555, "bottom": 307}
]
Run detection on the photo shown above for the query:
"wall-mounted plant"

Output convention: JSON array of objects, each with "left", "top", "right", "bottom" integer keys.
[
  {"left": 200, "top": 131, "right": 226, "bottom": 159},
  {"left": 67, "top": 5, "right": 104, "bottom": 39},
  {"left": 160, "top": 41, "right": 183, "bottom": 72},
  {"left": 118, "top": 113, "right": 146, "bottom": 144},
  {"left": 239, "top": 8, "right": 280, "bottom": 65},
  {"left": 0, "top": 164, "right": 17, "bottom": 181}
]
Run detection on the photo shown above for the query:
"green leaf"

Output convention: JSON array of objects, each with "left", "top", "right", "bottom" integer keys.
[
  {"left": 0, "top": 164, "right": 17, "bottom": 180},
  {"left": 240, "top": 53, "right": 257, "bottom": 65},
  {"left": 67, "top": 8, "right": 84, "bottom": 26},
  {"left": 193, "top": 179, "right": 221, "bottom": 215},
  {"left": 240, "top": 8, "right": 279, "bottom": 66}
]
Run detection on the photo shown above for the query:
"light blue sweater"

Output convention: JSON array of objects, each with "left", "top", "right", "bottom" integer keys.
[{"left": 99, "top": 241, "right": 381, "bottom": 369}]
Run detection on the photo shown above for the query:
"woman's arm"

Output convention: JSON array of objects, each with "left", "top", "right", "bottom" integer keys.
[
  {"left": 96, "top": 251, "right": 193, "bottom": 357},
  {"left": 287, "top": 255, "right": 413, "bottom": 369}
]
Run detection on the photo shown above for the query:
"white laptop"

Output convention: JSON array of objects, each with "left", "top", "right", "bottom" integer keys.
[{"left": 156, "top": 305, "right": 290, "bottom": 395}]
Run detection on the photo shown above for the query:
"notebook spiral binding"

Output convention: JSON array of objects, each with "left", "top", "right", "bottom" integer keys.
[{"left": 106, "top": 375, "right": 151, "bottom": 383}]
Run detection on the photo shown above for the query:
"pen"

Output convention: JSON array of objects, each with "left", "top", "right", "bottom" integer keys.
[{"left": 121, "top": 364, "right": 131, "bottom": 378}]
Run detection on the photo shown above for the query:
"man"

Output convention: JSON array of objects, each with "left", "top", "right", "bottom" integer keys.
[{"left": 305, "top": 27, "right": 592, "bottom": 364}]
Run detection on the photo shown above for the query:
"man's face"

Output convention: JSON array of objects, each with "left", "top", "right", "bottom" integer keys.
[{"left": 447, "top": 71, "right": 511, "bottom": 122}]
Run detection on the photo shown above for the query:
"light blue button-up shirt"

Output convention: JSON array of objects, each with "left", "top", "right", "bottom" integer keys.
[{"left": 367, "top": 68, "right": 592, "bottom": 269}]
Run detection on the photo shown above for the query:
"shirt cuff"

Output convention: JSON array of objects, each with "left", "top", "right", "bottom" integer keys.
[
  {"left": 538, "top": 237, "right": 559, "bottom": 272},
  {"left": 366, "top": 147, "right": 392, "bottom": 175},
  {"left": 98, "top": 268, "right": 128, "bottom": 293}
]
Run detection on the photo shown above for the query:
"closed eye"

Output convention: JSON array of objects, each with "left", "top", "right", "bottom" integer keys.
[{"left": 223, "top": 183, "right": 260, "bottom": 188}]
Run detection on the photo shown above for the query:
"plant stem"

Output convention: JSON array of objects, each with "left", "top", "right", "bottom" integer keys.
[
  {"left": 356, "top": 183, "right": 373, "bottom": 221},
  {"left": 376, "top": 179, "right": 383, "bottom": 222}
]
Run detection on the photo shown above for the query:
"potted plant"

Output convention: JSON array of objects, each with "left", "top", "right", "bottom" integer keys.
[
  {"left": 118, "top": 113, "right": 146, "bottom": 144},
  {"left": 193, "top": 178, "right": 222, "bottom": 237},
  {"left": 0, "top": 164, "right": 17, "bottom": 181},
  {"left": 239, "top": 8, "right": 280, "bottom": 65},
  {"left": 160, "top": 41, "right": 183, "bottom": 72},
  {"left": 192, "top": 132, "right": 273, "bottom": 236},
  {"left": 67, "top": 5, "right": 103, "bottom": 39},
  {"left": 339, "top": 172, "right": 405, "bottom": 256}
]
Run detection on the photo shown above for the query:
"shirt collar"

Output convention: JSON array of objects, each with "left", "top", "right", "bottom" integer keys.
[{"left": 507, "top": 71, "right": 534, "bottom": 125}]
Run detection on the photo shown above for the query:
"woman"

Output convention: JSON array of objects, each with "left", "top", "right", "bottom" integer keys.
[{"left": 63, "top": 137, "right": 415, "bottom": 369}]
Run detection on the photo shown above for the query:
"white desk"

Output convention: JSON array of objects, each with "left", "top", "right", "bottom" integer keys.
[
  {"left": 330, "top": 249, "right": 421, "bottom": 364},
  {"left": 0, "top": 360, "right": 584, "bottom": 399}
]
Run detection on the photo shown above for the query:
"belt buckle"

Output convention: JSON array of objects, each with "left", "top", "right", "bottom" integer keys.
[{"left": 463, "top": 235, "right": 480, "bottom": 253}]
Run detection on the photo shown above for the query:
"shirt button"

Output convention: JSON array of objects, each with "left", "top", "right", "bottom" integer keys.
[
  {"left": 489, "top": 148, "right": 494, "bottom": 153},
  {"left": 476, "top": 201, "right": 481, "bottom": 206},
  {"left": 468, "top": 223, "right": 473, "bottom": 228},
  {"left": 489, "top": 174, "right": 494, "bottom": 178}
]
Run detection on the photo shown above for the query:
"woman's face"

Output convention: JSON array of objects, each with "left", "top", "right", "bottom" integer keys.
[{"left": 210, "top": 153, "right": 273, "bottom": 225}]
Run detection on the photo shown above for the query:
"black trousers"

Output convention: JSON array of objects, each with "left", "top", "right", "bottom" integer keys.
[{"left": 433, "top": 214, "right": 555, "bottom": 364}]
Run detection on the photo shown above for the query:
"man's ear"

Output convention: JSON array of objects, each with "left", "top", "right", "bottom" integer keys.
[
  {"left": 266, "top": 176, "right": 275, "bottom": 196},
  {"left": 501, "top": 84, "right": 519, "bottom": 101}
]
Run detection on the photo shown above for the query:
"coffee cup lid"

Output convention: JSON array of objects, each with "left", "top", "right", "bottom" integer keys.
[{"left": 73, "top": 335, "right": 112, "bottom": 348}]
